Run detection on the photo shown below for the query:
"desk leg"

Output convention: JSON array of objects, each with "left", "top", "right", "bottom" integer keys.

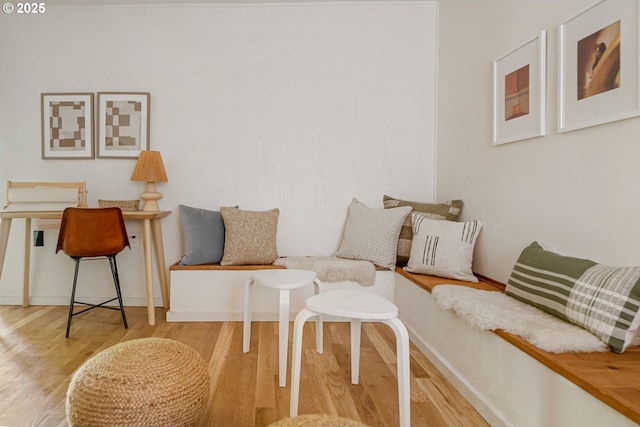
[
  {"left": 142, "top": 218, "right": 155, "bottom": 325},
  {"left": 0, "top": 218, "right": 12, "bottom": 284},
  {"left": 151, "top": 218, "right": 169, "bottom": 309},
  {"left": 23, "top": 218, "right": 31, "bottom": 307}
]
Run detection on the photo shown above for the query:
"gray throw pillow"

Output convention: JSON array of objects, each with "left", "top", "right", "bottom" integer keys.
[{"left": 178, "top": 204, "right": 225, "bottom": 265}]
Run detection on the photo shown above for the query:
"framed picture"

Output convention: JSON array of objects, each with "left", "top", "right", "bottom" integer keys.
[
  {"left": 558, "top": 0, "right": 640, "bottom": 132},
  {"left": 41, "top": 93, "right": 94, "bottom": 159},
  {"left": 97, "top": 92, "right": 150, "bottom": 158},
  {"left": 493, "top": 31, "right": 546, "bottom": 145}
]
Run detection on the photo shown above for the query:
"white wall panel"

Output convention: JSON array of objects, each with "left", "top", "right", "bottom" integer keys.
[
  {"left": 0, "top": 2, "right": 437, "bottom": 304},
  {"left": 436, "top": 0, "right": 640, "bottom": 282}
]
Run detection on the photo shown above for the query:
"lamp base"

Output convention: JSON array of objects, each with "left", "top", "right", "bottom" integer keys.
[{"left": 140, "top": 182, "right": 162, "bottom": 212}]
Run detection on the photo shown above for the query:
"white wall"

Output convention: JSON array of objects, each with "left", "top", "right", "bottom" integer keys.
[
  {"left": 436, "top": 0, "right": 640, "bottom": 282},
  {"left": 0, "top": 1, "right": 437, "bottom": 305}
]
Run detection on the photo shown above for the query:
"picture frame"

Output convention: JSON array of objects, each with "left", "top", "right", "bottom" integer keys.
[
  {"left": 558, "top": 0, "right": 640, "bottom": 132},
  {"left": 41, "top": 93, "right": 94, "bottom": 159},
  {"left": 97, "top": 92, "right": 150, "bottom": 158},
  {"left": 493, "top": 31, "right": 546, "bottom": 145}
]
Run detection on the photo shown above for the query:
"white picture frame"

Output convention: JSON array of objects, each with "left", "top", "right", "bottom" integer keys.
[
  {"left": 493, "top": 31, "right": 546, "bottom": 145},
  {"left": 97, "top": 92, "right": 150, "bottom": 158},
  {"left": 558, "top": 0, "right": 640, "bottom": 132},
  {"left": 41, "top": 93, "right": 94, "bottom": 159}
]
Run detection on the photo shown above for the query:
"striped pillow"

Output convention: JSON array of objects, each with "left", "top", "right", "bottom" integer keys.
[
  {"left": 383, "top": 195, "right": 463, "bottom": 266},
  {"left": 506, "top": 242, "right": 640, "bottom": 353},
  {"left": 404, "top": 213, "right": 482, "bottom": 282}
]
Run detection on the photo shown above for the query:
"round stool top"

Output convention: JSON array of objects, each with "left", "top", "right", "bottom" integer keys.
[
  {"left": 305, "top": 289, "right": 398, "bottom": 320},
  {"left": 251, "top": 269, "right": 318, "bottom": 290}
]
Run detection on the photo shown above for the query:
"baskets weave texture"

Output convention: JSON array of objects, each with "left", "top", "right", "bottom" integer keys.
[
  {"left": 97, "top": 199, "right": 140, "bottom": 211},
  {"left": 66, "top": 338, "right": 210, "bottom": 427},
  {"left": 268, "top": 414, "right": 370, "bottom": 427}
]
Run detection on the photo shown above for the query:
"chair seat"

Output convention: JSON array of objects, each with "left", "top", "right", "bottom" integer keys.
[{"left": 305, "top": 289, "right": 398, "bottom": 320}]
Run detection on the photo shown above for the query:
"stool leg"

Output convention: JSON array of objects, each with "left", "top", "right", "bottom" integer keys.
[
  {"left": 351, "top": 318, "right": 361, "bottom": 384},
  {"left": 243, "top": 279, "right": 254, "bottom": 353},
  {"left": 384, "top": 317, "right": 411, "bottom": 427},
  {"left": 313, "top": 279, "right": 323, "bottom": 353},
  {"left": 278, "top": 289, "right": 290, "bottom": 387},
  {"left": 290, "top": 308, "right": 316, "bottom": 417}
]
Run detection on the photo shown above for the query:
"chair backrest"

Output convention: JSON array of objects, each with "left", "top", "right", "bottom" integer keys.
[{"left": 56, "top": 207, "right": 130, "bottom": 258}]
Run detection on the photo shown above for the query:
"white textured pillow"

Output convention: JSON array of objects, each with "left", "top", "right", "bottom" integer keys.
[
  {"left": 334, "top": 198, "right": 411, "bottom": 270},
  {"left": 405, "top": 213, "right": 482, "bottom": 282}
]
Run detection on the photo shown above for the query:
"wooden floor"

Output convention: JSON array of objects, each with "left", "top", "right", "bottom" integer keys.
[{"left": 0, "top": 305, "right": 488, "bottom": 427}]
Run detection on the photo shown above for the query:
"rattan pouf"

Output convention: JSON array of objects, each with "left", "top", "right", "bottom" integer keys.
[
  {"left": 268, "top": 414, "right": 370, "bottom": 427},
  {"left": 66, "top": 338, "right": 210, "bottom": 427}
]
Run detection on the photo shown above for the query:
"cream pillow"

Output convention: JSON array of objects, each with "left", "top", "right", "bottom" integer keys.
[
  {"left": 220, "top": 207, "right": 279, "bottom": 265},
  {"left": 334, "top": 198, "right": 411, "bottom": 270},
  {"left": 405, "top": 213, "right": 482, "bottom": 282}
]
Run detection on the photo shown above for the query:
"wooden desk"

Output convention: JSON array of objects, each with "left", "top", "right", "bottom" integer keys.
[{"left": 0, "top": 210, "right": 171, "bottom": 326}]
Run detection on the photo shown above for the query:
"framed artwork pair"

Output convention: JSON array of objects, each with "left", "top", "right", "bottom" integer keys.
[
  {"left": 41, "top": 92, "right": 150, "bottom": 159},
  {"left": 493, "top": 0, "right": 640, "bottom": 145}
]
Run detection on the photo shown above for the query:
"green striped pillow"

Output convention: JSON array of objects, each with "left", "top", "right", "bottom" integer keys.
[
  {"left": 383, "top": 195, "right": 463, "bottom": 266},
  {"left": 506, "top": 242, "right": 640, "bottom": 353}
]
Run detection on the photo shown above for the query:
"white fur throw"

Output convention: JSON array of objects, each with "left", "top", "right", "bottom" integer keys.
[
  {"left": 273, "top": 256, "right": 375, "bottom": 286},
  {"left": 432, "top": 285, "right": 609, "bottom": 353}
]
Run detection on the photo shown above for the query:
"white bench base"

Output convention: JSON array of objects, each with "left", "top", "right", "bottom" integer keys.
[
  {"left": 167, "top": 268, "right": 395, "bottom": 322},
  {"left": 394, "top": 274, "right": 638, "bottom": 427}
]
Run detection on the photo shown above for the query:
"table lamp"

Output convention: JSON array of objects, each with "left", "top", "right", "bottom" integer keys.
[{"left": 130, "top": 150, "right": 168, "bottom": 212}]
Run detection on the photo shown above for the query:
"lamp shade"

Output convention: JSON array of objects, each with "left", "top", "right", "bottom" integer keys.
[{"left": 130, "top": 151, "right": 168, "bottom": 183}]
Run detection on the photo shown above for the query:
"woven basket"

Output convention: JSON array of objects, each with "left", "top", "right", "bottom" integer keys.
[
  {"left": 66, "top": 338, "right": 210, "bottom": 427},
  {"left": 97, "top": 199, "right": 140, "bottom": 211},
  {"left": 268, "top": 414, "right": 370, "bottom": 427}
]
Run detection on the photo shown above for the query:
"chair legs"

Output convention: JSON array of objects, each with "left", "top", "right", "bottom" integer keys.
[
  {"left": 65, "top": 260, "right": 81, "bottom": 338},
  {"left": 108, "top": 256, "right": 128, "bottom": 329},
  {"left": 65, "top": 255, "right": 128, "bottom": 338}
]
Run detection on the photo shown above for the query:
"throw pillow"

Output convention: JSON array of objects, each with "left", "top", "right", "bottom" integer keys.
[
  {"left": 404, "top": 213, "right": 482, "bottom": 282},
  {"left": 334, "top": 198, "right": 411, "bottom": 270},
  {"left": 505, "top": 241, "right": 640, "bottom": 353},
  {"left": 220, "top": 207, "right": 279, "bottom": 265},
  {"left": 383, "top": 195, "right": 463, "bottom": 266},
  {"left": 178, "top": 205, "right": 226, "bottom": 266}
]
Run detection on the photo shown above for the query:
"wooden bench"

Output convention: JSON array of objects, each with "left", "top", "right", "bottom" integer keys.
[{"left": 395, "top": 268, "right": 640, "bottom": 427}]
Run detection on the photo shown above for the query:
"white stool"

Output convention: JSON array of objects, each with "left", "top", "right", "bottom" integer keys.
[
  {"left": 290, "top": 289, "right": 410, "bottom": 427},
  {"left": 243, "top": 269, "right": 322, "bottom": 387}
]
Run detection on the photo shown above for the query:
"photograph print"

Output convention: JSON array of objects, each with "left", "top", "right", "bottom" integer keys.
[
  {"left": 493, "top": 31, "right": 546, "bottom": 145},
  {"left": 559, "top": 0, "right": 640, "bottom": 132},
  {"left": 577, "top": 19, "right": 620, "bottom": 100}
]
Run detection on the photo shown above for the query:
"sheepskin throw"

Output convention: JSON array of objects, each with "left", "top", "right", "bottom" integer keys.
[
  {"left": 432, "top": 285, "right": 609, "bottom": 353},
  {"left": 273, "top": 256, "right": 376, "bottom": 286}
]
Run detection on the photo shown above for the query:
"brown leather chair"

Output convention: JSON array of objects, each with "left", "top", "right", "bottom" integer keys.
[{"left": 56, "top": 207, "right": 130, "bottom": 338}]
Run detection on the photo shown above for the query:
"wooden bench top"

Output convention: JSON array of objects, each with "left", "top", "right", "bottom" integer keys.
[
  {"left": 170, "top": 262, "right": 282, "bottom": 271},
  {"left": 396, "top": 268, "right": 640, "bottom": 425}
]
